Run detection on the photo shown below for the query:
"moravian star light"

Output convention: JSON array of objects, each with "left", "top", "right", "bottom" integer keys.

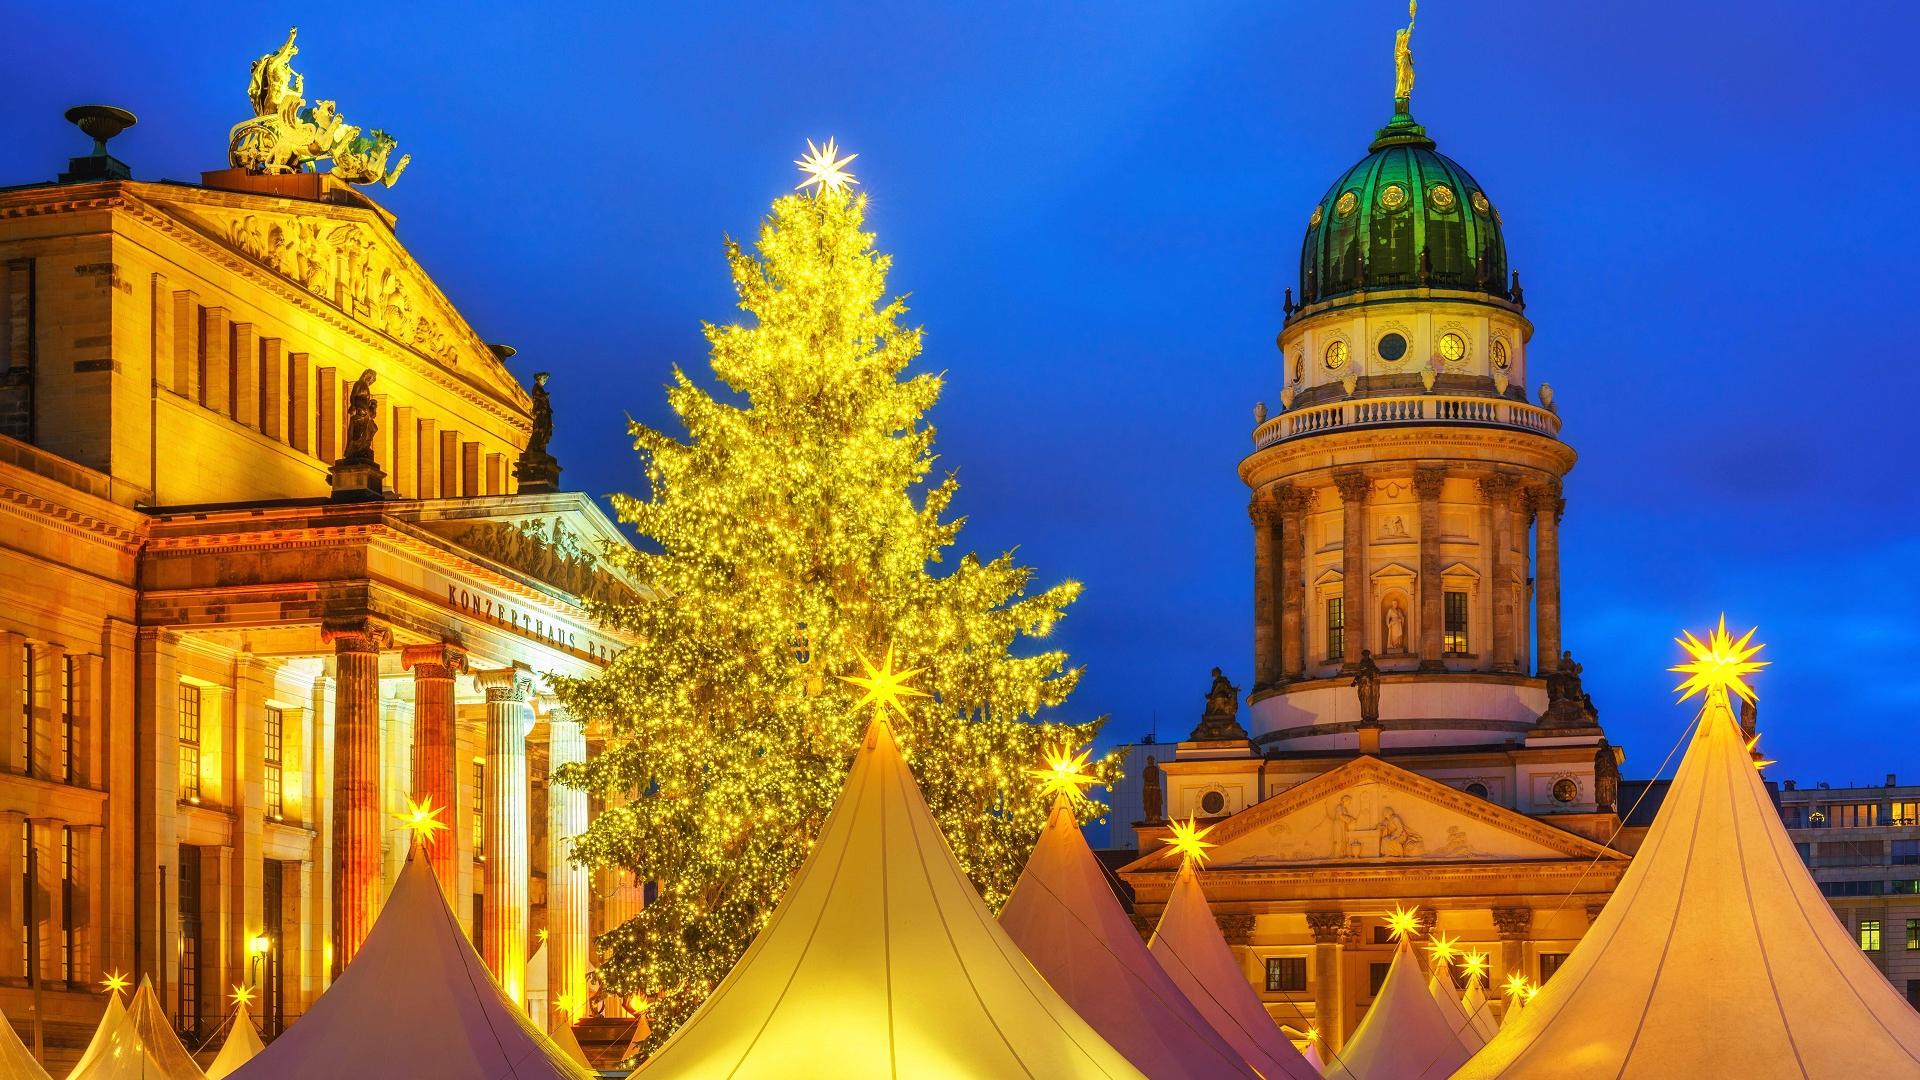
[
  {"left": 101, "top": 970, "right": 130, "bottom": 995},
  {"left": 395, "top": 796, "right": 448, "bottom": 845},
  {"left": 1159, "top": 814, "right": 1217, "bottom": 867},
  {"left": 795, "top": 137, "right": 859, "bottom": 193},
  {"left": 838, "top": 644, "right": 928, "bottom": 721},
  {"left": 1502, "top": 972, "right": 1532, "bottom": 1000},
  {"left": 1670, "top": 615, "right": 1767, "bottom": 705},
  {"left": 1460, "top": 950, "right": 1490, "bottom": 985},
  {"left": 1383, "top": 903, "right": 1423, "bottom": 941},
  {"left": 230, "top": 983, "right": 256, "bottom": 1009},
  {"left": 1426, "top": 931, "right": 1459, "bottom": 965},
  {"left": 1030, "top": 745, "right": 1098, "bottom": 802}
]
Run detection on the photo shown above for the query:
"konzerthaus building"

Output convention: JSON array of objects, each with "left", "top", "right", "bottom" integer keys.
[{"left": 0, "top": 67, "right": 642, "bottom": 1066}]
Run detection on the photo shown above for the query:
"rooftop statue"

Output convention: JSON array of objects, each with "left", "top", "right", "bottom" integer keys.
[
  {"left": 1393, "top": 1, "right": 1417, "bottom": 110},
  {"left": 229, "top": 27, "right": 411, "bottom": 188}
]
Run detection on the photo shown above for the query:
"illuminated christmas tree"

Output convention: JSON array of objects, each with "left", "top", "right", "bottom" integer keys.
[{"left": 550, "top": 141, "right": 1114, "bottom": 1049}]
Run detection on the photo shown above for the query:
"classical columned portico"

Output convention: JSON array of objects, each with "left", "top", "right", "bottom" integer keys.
[
  {"left": 1414, "top": 465, "right": 1447, "bottom": 671},
  {"left": 1530, "top": 480, "right": 1564, "bottom": 673},
  {"left": 1334, "top": 471, "right": 1371, "bottom": 668},
  {"left": 476, "top": 664, "right": 534, "bottom": 1006},
  {"left": 325, "top": 620, "right": 392, "bottom": 977},
  {"left": 402, "top": 642, "right": 466, "bottom": 908},
  {"left": 1251, "top": 496, "right": 1279, "bottom": 688},
  {"left": 1307, "top": 910, "right": 1348, "bottom": 1055},
  {"left": 546, "top": 705, "right": 589, "bottom": 1019},
  {"left": 1479, "top": 473, "right": 1519, "bottom": 673}
]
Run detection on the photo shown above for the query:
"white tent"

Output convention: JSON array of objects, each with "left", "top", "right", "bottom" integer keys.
[
  {"left": 1001, "top": 799, "right": 1258, "bottom": 1079},
  {"left": 1147, "top": 858, "right": 1319, "bottom": 1079},
  {"left": 632, "top": 719, "right": 1143, "bottom": 1078},
  {"left": 1460, "top": 977, "right": 1499, "bottom": 1043},
  {"left": 230, "top": 846, "right": 589, "bottom": 1079},
  {"left": 0, "top": 1004, "right": 47, "bottom": 1080},
  {"left": 67, "top": 978, "right": 203, "bottom": 1080},
  {"left": 1454, "top": 667, "right": 1920, "bottom": 1077},
  {"left": 202, "top": 1003, "right": 262, "bottom": 1080},
  {"left": 547, "top": 1012, "right": 590, "bottom": 1071},
  {"left": 1303, "top": 1041, "right": 1324, "bottom": 1074},
  {"left": 66, "top": 991, "right": 131, "bottom": 1080},
  {"left": 1321, "top": 935, "right": 1470, "bottom": 1080},
  {"left": 1426, "top": 961, "right": 1486, "bottom": 1055}
]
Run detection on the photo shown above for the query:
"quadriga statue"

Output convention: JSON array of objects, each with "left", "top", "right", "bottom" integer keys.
[{"left": 228, "top": 27, "right": 410, "bottom": 188}]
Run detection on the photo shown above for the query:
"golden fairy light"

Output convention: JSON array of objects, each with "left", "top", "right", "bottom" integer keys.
[
  {"left": 395, "top": 796, "right": 449, "bottom": 845},
  {"left": 1670, "top": 615, "right": 1766, "bottom": 705},
  {"left": 100, "top": 970, "right": 130, "bottom": 996},
  {"left": 1425, "top": 931, "right": 1459, "bottom": 965},
  {"left": 838, "top": 644, "right": 928, "bottom": 720},
  {"left": 1030, "top": 745, "right": 1097, "bottom": 802},
  {"left": 1160, "top": 815, "right": 1217, "bottom": 867},
  {"left": 1383, "top": 903, "right": 1422, "bottom": 942},
  {"left": 795, "top": 137, "right": 859, "bottom": 193}
]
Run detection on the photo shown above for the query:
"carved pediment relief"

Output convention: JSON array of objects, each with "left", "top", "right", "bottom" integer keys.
[
  {"left": 424, "top": 514, "right": 636, "bottom": 606},
  {"left": 1133, "top": 757, "right": 1620, "bottom": 872}
]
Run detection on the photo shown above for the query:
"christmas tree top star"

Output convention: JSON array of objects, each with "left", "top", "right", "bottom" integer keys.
[
  {"left": 1460, "top": 950, "right": 1490, "bottom": 985},
  {"left": 795, "top": 137, "right": 859, "bottom": 193},
  {"left": 1030, "top": 745, "right": 1097, "bottom": 802},
  {"left": 1383, "top": 903, "right": 1422, "bottom": 941},
  {"left": 839, "top": 644, "right": 928, "bottom": 720},
  {"left": 1670, "top": 615, "right": 1766, "bottom": 705},
  {"left": 1425, "top": 931, "right": 1459, "bottom": 965},
  {"left": 1160, "top": 815, "right": 1217, "bottom": 867},
  {"left": 101, "top": 970, "right": 130, "bottom": 996},
  {"left": 395, "top": 796, "right": 448, "bottom": 845},
  {"left": 230, "top": 983, "right": 255, "bottom": 1009}
]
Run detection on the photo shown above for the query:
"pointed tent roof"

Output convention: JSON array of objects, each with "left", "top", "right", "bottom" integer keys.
[
  {"left": 0, "top": 1004, "right": 48, "bottom": 1080},
  {"left": 1427, "top": 961, "right": 1486, "bottom": 1055},
  {"left": 548, "top": 1013, "right": 590, "bottom": 1070},
  {"left": 1454, "top": 684, "right": 1920, "bottom": 1078},
  {"left": 70, "top": 980, "right": 204, "bottom": 1080},
  {"left": 67, "top": 992, "right": 131, "bottom": 1080},
  {"left": 1001, "top": 800, "right": 1258, "bottom": 1079},
  {"left": 1147, "top": 859, "right": 1320, "bottom": 1079},
  {"left": 1303, "top": 1042, "right": 1324, "bottom": 1074},
  {"left": 1460, "top": 979, "right": 1499, "bottom": 1043},
  {"left": 1322, "top": 936, "right": 1470, "bottom": 1080},
  {"left": 203, "top": 1003, "right": 263, "bottom": 1080},
  {"left": 231, "top": 847, "right": 589, "bottom": 1080},
  {"left": 632, "top": 720, "right": 1143, "bottom": 1078}
]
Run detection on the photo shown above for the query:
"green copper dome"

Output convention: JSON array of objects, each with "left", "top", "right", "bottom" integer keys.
[{"left": 1297, "top": 111, "right": 1510, "bottom": 305}]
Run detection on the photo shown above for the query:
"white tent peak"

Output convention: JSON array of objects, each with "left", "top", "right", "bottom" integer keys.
[
  {"left": 1148, "top": 859, "right": 1319, "bottom": 1079},
  {"left": 70, "top": 978, "right": 202, "bottom": 1080},
  {"left": 1001, "top": 792, "right": 1257, "bottom": 1078},
  {"left": 232, "top": 845, "right": 589, "bottom": 1079},
  {"left": 1426, "top": 953, "right": 1488, "bottom": 1056},
  {"left": 632, "top": 716, "right": 1143, "bottom": 1077},
  {"left": 0, "top": 1001, "right": 48, "bottom": 1080},
  {"left": 1455, "top": 689, "right": 1920, "bottom": 1078},
  {"left": 1323, "top": 934, "right": 1471, "bottom": 1080},
  {"left": 204, "top": 1001, "right": 263, "bottom": 1080}
]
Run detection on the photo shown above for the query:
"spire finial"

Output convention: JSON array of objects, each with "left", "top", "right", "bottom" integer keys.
[{"left": 1394, "top": 0, "right": 1418, "bottom": 114}]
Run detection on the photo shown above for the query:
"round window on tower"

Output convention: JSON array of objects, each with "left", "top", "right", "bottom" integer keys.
[
  {"left": 1324, "top": 339, "right": 1350, "bottom": 371},
  {"left": 1491, "top": 338, "right": 1511, "bottom": 371},
  {"left": 1377, "top": 332, "right": 1408, "bottom": 362},
  {"left": 1428, "top": 184, "right": 1458, "bottom": 212},
  {"left": 1336, "top": 191, "right": 1359, "bottom": 218},
  {"left": 1437, "top": 332, "right": 1468, "bottom": 364},
  {"left": 1465, "top": 782, "right": 1490, "bottom": 800},
  {"left": 1310, "top": 205, "right": 1324, "bottom": 228},
  {"left": 1552, "top": 778, "right": 1579, "bottom": 804},
  {"left": 1201, "top": 790, "right": 1227, "bottom": 815},
  {"left": 1378, "top": 183, "right": 1408, "bottom": 211}
]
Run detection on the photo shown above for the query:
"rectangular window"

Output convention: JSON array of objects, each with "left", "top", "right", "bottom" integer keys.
[
  {"left": 1833, "top": 803, "right": 1881, "bottom": 829},
  {"left": 60, "top": 656, "right": 73, "bottom": 784},
  {"left": 1539, "top": 952, "right": 1569, "bottom": 983},
  {"left": 18, "top": 821, "right": 29, "bottom": 978},
  {"left": 1895, "top": 840, "right": 1920, "bottom": 866},
  {"left": 264, "top": 706, "right": 285, "bottom": 820},
  {"left": 1894, "top": 880, "right": 1920, "bottom": 895},
  {"left": 1908, "top": 979, "right": 1920, "bottom": 1008},
  {"left": 1794, "top": 842, "right": 1812, "bottom": 864},
  {"left": 1821, "top": 879, "right": 1887, "bottom": 897},
  {"left": 60, "top": 827, "right": 72, "bottom": 983},
  {"left": 1325, "top": 597, "right": 1345, "bottom": 662},
  {"left": 1861, "top": 919, "right": 1883, "bottom": 952},
  {"left": 178, "top": 685, "right": 202, "bottom": 803},
  {"left": 1443, "top": 590, "right": 1470, "bottom": 654},
  {"left": 1908, "top": 919, "right": 1919, "bottom": 951},
  {"left": 471, "top": 759, "right": 485, "bottom": 855},
  {"left": 1368, "top": 962, "right": 1391, "bottom": 997},
  {"left": 1893, "top": 801, "right": 1920, "bottom": 827},
  {"left": 178, "top": 846, "right": 201, "bottom": 1037},
  {"left": 1265, "top": 956, "right": 1307, "bottom": 993},
  {"left": 20, "top": 644, "right": 34, "bottom": 777}
]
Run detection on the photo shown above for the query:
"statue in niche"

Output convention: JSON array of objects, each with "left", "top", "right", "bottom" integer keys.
[
  {"left": 341, "top": 370, "right": 379, "bottom": 464},
  {"left": 1378, "top": 805, "right": 1423, "bottom": 857},
  {"left": 1188, "top": 667, "right": 1250, "bottom": 741},
  {"left": 1384, "top": 598, "right": 1407, "bottom": 654},
  {"left": 1327, "top": 794, "right": 1358, "bottom": 859},
  {"left": 1141, "top": 755, "right": 1163, "bottom": 823},
  {"left": 528, "top": 372, "right": 554, "bottom": 455},
  {"left": 1594, "top": 741, "right": 1620, "bottom": 812},
  {"left": 1351, "top": 649, "right": 1382, "bottom": 725}
]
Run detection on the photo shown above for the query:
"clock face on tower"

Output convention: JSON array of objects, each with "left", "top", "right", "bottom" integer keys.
[
  {"left": 1324, "top": 339, "right": 1350, "bottom": 371},
  {"left": 1491, "top": 338, "right": 1511, "bottom": 371},
  {"left": 1437, "top": 332, "right": 1467, "bottom": 363}
]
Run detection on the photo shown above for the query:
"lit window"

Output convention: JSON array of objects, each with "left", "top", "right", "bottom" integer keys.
[
  {"left": 1443, "top": 590, "right": 1469, "bottom": 654},
  {"left": 1265, "top": 956, "right": 1307, "bottom": 993},
  {"left": 1539, "top": 952, "right": 1569, "bottom": 983},
  {"left": 1860, "top": 919, "right": 1883, "bottom": 952},
  {"left": 1893, "top": 801, "right": 1920, "bottom": 827},
  {"left": 1325, "top": 597, "right": 1345, "bottom": 662},
  {"left": 60, "top": 656, "right": 73, "bottom": 784},
  {"left": 21, "top": 645, "right": 35, "bottom": 777},
  {"left": 1907, "top": 919, "right": 1919, "bottom": 951},
  {"left": 178, "top": 685, "right": 202, "bottom": 803},
  {"left": 1834, "top": 803, "right": 1880, "bottom": 829},
  {"left": 472, "top": 760, "right": 485, "bottom": 855},
  {"left": 264, "top": 706, "right": 284, "bottom": 819}
]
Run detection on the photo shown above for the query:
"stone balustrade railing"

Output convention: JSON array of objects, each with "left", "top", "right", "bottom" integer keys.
[{"left": 1253, "top": 393, "right": 1561, "bottom": 449}]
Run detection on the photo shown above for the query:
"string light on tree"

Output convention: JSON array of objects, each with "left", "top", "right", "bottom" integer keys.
[{"left": 545, "top": 141, "right": 1114, "bottom": 1052}]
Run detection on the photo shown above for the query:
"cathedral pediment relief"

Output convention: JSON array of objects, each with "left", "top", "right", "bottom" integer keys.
[
  {"left": 418, "top": 511, "right": 642, "bottom": 607},
  {"left": 139, "top": 191, "right": 525, "bottom": 404},
  {"left": 1133, "top": 757, "right": 1620, "bottom": 871}
]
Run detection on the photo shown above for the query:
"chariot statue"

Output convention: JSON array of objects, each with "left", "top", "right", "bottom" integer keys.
[{"left": 228, "top": 28, "right": 410, "bottom": 188}]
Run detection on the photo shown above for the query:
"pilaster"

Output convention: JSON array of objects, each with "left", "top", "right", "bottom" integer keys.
[
  {"left": 133, "top": 628, "right": 180, "bottom": 990},
  {"left": 1307, "top": 910, "right": 1348, "bottom": 1056},
  {"left": 1250, "top": 496, "right": 1278, "bottom": 688},
  {"left": 1479, "top": 473, "right": 1519, "bottom": 673},
  {"left": 1334, "top": 471, "right": 1371, "bottom": 668},
  {"left": 1414, "top": 465, "right": 1447, "bottom": 671},
  {"left": 1530, "top": 479, "right": 1565, "bottom": 674},
  {"left": 1278, "top": 486, "right": 1311, "bottom": 680}
]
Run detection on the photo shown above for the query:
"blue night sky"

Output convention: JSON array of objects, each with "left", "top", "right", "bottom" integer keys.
[{"left": 3, "top": 1, "right": 1914, "bottom": 785}]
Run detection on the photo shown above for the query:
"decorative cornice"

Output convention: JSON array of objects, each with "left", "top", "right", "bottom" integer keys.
[{"left": 0, "top": 482, "right": 142, "bottom": 548}]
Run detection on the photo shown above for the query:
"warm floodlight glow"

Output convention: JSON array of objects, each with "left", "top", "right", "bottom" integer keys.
[
  {"left": 101, "top": 970, "right": 130, "bottom": 995},
  {"left": 1383, "top": 904, "right": 1422, "bottom": 941},
  {"left": 395, "top": 796, "right": 449, "bottom": 845},
  {"left": 795, "top": 137, "right": 859, "bottom": 193},
  {"left": 1030, "top": 745, "right": 1097, "bottom": 801},
  {"left": 1425, "top": 931, "right": 1459, "bottom": 965},
  {"left": 1502, "top": 972, "right": 1532, "bottom": 1000},
  {"left": 230, "top": 983, "right": 255, "bottom": 1009},
  {"left": 1460, "top": 950, "right": 1490, "bottom": 985},
  {"left": 838, "top": 644, "right": 928, "bottom": 720},
  {"left": 1671, "top": 615, "right": 1766, "bottom": 705},
  {"left": 1160, "top": 815, "right": 1217, "bottom": 867},
  {"left": 249, "top": 933, "right": 272, "bottom": 956}
]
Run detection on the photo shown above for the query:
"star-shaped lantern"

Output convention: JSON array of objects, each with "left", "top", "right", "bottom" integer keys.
[
  {"left": 395, "top": 796, "right": 449, "bottom": 846},
  {"left": 1425, "top": 931, "right": 1459, "bottom": 966},
  {"left": 839, "top": 644, "right": 928, "bottom": 720},
  {"left": 1160, "top": 815, "right": 1217, "bottom": 867},
  {"left": 1460, "top": 950, "right": 1490, "bottom": 986},
  {"left": 1670, "top": 615, "right": 1767, "bottom": 705},
  {"left": 101, "top": 970, "right": 130, "bottom": 996},
  {"left": 1030, "top": 745, "right": 1098, "bottom": 803},
  {"left": 1502, "top": 972, "right": 1532, "bottom": 1000},
  {"left": 1383, "top": 903, "right": 1422, "bottom": 942},
  {"left": 795, "top": 137, "right": 859, "bottom": 194},
  {"left": 230, "top": 983, "right": 256, "bottom": 1009}
]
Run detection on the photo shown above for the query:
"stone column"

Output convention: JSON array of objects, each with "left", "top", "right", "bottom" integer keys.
[
  {"left": 1479, "top": 473, "right": 1519, "bottom": 673},
  {"left": 1278, "top": 487, "right": 1311, "bottom": 680},
  {"left": 1414, "top": 465, "right": 1447, "bottom": 671},
  {"left": 1530, "top": 479, "right": 1565, "bottom": 674},
  {"left": 1334, "top": 472, "right": 1371, "bottom": 668},
  {"left": 1307, "top": 911, "right": 1348, "bottom": 1056},
  {"left": 1251, "top": 495, "right": 1278, "bottom": 689},
  {"left": 232, "top": 653, "right": 267, "bottom": 1007},
  {"left": 1493, "top": 906, "right": 1533, "bottom": 986},
  {"left": 401, "top": 643, "right": 466, "bottom": 908},
  {"left": 546, "top": 706, "right": 589, "bottom": 1019},
  {"left": 29, "top": 817, "right": 64, "bottom": 985},
  {"left": 133, "top": 628, "right": 180, "bottom": 992},
  {"left": 324, "top": 621, "right": 390, "bottom": 977},
  {"left": 475, "top": 664, "right": 534, "bottom": 1005}
]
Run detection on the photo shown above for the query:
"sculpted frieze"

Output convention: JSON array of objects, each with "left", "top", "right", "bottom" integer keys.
[
  {"left": 1209, "top": 779, "right": 1566, "bottom": 867},
  {"left": 452, "top": 517, "right": 627, "bottom": 606}
]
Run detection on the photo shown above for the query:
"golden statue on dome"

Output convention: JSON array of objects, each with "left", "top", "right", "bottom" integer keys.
[
  {"left": 228, "top": 27, "right": 410, "bottom": 187},
  {"left": 1394, "top": 0, "right": 1417, "bottom": 111}
]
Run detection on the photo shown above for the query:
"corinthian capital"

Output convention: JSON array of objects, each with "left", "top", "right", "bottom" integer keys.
[
  {"left": 1412, "top": 465, "right": 1447, "bottom": 500},
  {"left": 1527, "top": 478, "right": 1566, "bottom": 521},
  {"left": 1334, "top": 471, "right": 1372, "bottom": 505}
]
